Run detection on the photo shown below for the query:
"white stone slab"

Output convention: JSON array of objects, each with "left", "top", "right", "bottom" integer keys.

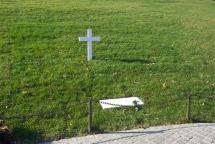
[{"left": 99, "top": 97, "right": 144, "bottom": 109}]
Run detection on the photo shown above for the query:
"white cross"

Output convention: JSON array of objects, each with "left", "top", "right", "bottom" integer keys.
[{"left": 79, "top": 29, "right": 101, "bottom": 61}]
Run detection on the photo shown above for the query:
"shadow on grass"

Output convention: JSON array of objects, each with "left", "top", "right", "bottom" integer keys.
[
  {"left": 12, "top": 126, "right": 43, "bottom": 144},
  {"left": 115, "top": 58, "right": 153, "bottom": 64},
  {"left": 92, "top": 126, "right": 105, "bottom": 134},
  {"left": 192, "top": 118, "right": 215, "bottom": 123},
  {"left": 96, "top": 57, "right": 155, "bottom": 64}
]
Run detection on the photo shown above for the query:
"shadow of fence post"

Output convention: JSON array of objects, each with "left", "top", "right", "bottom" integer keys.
[
  {"left": 88, "top": 97, "right": 93, "bottom": 133},
  {"left": 186, "top": 92, "right": 192, "bottom": 122}
]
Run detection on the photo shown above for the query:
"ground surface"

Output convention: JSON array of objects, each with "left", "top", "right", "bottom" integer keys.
[
  {"left": 0, "top": 0, "right": 215, "bottom": 143},
  {"left": 42, "top": 123, "right": 215, "bottom": 144}
]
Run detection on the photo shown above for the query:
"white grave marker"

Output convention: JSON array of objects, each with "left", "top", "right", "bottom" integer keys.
[
  {"left": 99, "top": 97, "right": 144, "bottom": 110},
  {"left": 79, "top": 29, "right": 101, "bottom": 61}
]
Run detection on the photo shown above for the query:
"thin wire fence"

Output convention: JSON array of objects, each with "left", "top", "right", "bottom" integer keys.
[
  {"left": 1, "top": 93, "right": 214, "bottom": 125},
  {"left": 0, "top": 93, "right": 214, "bottom": 143}
]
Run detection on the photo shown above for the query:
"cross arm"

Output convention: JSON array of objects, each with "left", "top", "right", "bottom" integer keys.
[
  {"left": 79, "top": 37, "right": 88, "bottom": 41},
  {"left": 92, "top": 37, "right": 101, "bottom": 41}
]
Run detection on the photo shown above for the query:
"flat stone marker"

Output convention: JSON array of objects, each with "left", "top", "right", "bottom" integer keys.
[
  {"left": 79, "top": 29, "right": 101, "bottom": 61},
  {"left": 99, "top": 97, "right": 144, "bottom": 109}
]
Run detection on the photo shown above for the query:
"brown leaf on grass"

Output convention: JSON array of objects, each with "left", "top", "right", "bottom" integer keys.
[
  {"left": 211, "top": 83, "right": 215, "bottom": 88},
  {"left": 22, "top": 90, "right": 28, "bottom": 94},
  {"left": 162, "top": 82, "right": 169, "bottom": 89},
  {"left": 133, "top": 81, "right": 140, "bottom": 84}
]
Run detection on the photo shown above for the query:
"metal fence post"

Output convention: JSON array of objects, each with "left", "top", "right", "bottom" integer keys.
[
  {"left": 88, "top": 97, "right": 92, "bottom": 133},
  {"left": 187, "top": 92, "right": 192, "bottom": 121}
]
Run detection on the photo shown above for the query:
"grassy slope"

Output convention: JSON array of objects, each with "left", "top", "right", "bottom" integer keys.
[{"left": 0, "top": 0, "right": 215, "bottom": 143}]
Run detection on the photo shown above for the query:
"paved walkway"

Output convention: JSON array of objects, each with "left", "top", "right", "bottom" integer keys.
[{"left": 43, "top": 123, "right": 215, "bottom": 144}]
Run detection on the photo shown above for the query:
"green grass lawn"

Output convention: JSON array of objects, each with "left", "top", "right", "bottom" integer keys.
[{"left": 0, "top": 0, "right": 215, "bottom": 143}]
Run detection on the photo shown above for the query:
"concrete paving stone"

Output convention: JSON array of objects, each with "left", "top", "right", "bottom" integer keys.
[
  {"left": 41, "top": 123, "right": 215, "bottom": 144},
  {"left": 203, "top": 138, "right": 214, "bottom": 143}
]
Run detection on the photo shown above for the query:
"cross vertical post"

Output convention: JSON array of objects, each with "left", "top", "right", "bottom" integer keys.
[{"left": 87, "top": 29, "right": 92, "bottom": 61}]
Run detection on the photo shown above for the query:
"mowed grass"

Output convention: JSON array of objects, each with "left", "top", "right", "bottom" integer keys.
[{"left": 0, "top": 0, "right": 215, "bottom": 143}]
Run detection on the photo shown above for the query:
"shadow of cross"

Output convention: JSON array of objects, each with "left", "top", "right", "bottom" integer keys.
[{"left": 79, "top": 29, "right": 101, "bottom": 61}]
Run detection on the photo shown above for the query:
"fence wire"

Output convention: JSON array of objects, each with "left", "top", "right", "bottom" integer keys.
[
  {"left": 1, "top": 94, "right": 214, "bottom": 123},
  {"left": 0, "top": 93, "right": 214, "bottom": 143}
]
